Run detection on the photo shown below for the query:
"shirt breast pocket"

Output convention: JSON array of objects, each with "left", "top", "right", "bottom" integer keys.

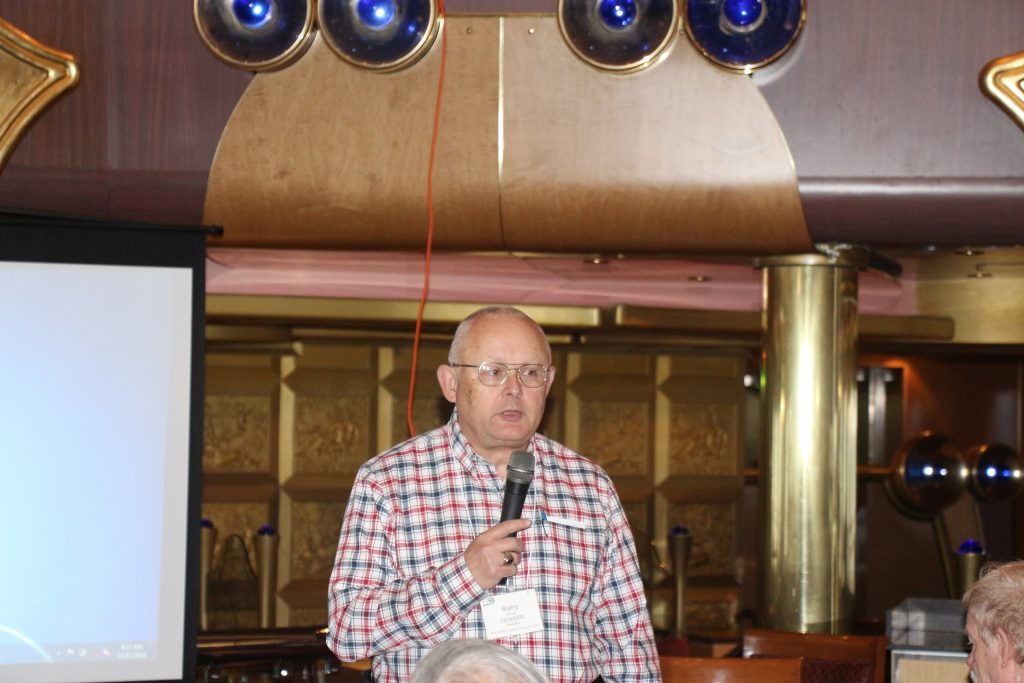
[{"left": 544, "top": 521, "right": 605, "bottom": 606}]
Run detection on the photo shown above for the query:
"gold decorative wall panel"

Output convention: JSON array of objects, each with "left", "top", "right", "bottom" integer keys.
[
  {"left": 579, "top": 399, "right": 652, "bottom": 477},
  {"left": 289, "top": 500, "right": 346, "bottom": 580},
  {"left": 202, "top": 352, "right": 283, "bottom": 627},
  {"left": 203, "top": 332, "right": 748, "bottom": 634},
  {"left": 668, "top": 403, "right": 739, "bottom": 477},
  {"left": 651, "top": 353, "right": 746, "bottom": 634},
  {"left": 667, "top": 502, "right": 737, "bottom": 578},
  {"left": 565, "top": 352, "right": 655, "bottom": 478},
  {"left": 206, "top": 533, "right": 260, "bottom": 631},
  {"left": 380, "top": 346, "right": 453, "bottom": 444},
  {"left": 202, "top": 502, "right": 272, "bottom": 558},
  {"left": 284, "top": 345, "right": 375, "bottom": 474},
  {"left": 204, "top": 395, "right": 272, "bottom": 472},
  {"left": 293, "top": 395, "right": 370, "bottom": 474},
  {"left": 204, "top": 354, "right": 280, "bottom": 474}
]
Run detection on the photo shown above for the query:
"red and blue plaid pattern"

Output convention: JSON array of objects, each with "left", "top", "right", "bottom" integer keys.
[{"left": 326, "top": 412, "right": 661, "bottom": 682}]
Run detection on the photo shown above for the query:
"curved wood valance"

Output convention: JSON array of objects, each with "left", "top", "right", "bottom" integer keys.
[{"left": 204, "top": 14, "right": 811, "bottom": 255}]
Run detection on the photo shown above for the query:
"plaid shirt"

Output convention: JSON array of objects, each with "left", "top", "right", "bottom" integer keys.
[{"left": 326, "top": 411, "right": 661, "bottom": 682}]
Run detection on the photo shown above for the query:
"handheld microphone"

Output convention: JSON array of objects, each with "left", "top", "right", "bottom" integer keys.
[{"left": 498, "top": 450, "right": 535, "bottom": 585}]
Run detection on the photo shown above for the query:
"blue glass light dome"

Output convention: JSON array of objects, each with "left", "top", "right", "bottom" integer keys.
[
  {"left": 233, "top": 0, "right": 274, "bottom": 29},
  {"left": 319, "top": 0, "right": 439, "bottom": 70},
  {"left": 722, "top": 0, "right": 762, "bottom": 30},
  {"left": 356, "top": 0, "right": 398, "bottom": 30},
  {"left": 195, "top": 0, "right": 315, "bottom": 71},
  {"left": 598, "top": 0, "right": 638, "bottom": 30},
  {"left": 957, "top": 538, "right": 984, "bottom": 555},
  {"left": 684, "top": 0, "right": 804, "bottom": 72},
  {"left": 559, "top": 0, "right": 678, "bottom": 73}
]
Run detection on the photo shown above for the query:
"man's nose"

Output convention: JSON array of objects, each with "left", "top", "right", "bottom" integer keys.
[{"left": 503, "top": 370, "right": 524, "bottom": 394}]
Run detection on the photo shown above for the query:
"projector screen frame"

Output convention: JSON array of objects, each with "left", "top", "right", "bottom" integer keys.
[{"left": 0, "top": 210, "right": 215, "bottom": 683}]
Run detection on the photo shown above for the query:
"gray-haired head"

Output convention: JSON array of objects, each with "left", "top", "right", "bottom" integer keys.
[
  {"left": 410, "top": 639, "right": 550, "bottom": 683},
  {"left": 448, "top": 305, "right": 551, "bottom": 366},
  {"left": 963, "top": 560, "right": 1024, "bottom": 663}
]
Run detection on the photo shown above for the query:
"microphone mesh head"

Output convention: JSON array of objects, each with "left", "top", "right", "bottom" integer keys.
[{"left": 507, "top": 450, "right": 535, "bottom": 484}]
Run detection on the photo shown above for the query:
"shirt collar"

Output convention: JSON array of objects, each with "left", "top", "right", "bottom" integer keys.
[
  {"left": 447, "top": 408, "right": 543, "bottom": 478},
  {"left": 448, "top": 409, "right": 484, "bottom": 476}
]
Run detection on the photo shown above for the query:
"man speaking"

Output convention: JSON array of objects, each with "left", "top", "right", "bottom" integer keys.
[{"left": 327, "top": 306, "right": 660, "bottom": 682}]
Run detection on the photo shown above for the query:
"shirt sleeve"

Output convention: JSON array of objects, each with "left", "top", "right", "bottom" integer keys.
[
  {"left": 592, "top": 484, "right": 663, "bottom": 682},
  {"left": 325, "top": 468, "right": 485, "bottom": 661}
]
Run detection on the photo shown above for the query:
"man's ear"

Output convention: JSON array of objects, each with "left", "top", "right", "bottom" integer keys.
[
  {"left": 544, "top": 365, "right": 556, "bottom": 397},
  {"left": 437, "top": 364, "right": 458, "bottom": 403}
]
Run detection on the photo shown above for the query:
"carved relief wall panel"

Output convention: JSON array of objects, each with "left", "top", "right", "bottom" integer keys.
[
  {"left": 202, "top": 352, "right": 281, "bottom": 630},
  {"left": 564, "top": 351, "right": 656, "bottom": 587},
  {"left": 202, "top": 337, "right": 747, "bottom": 635},
  {"left": 653, "top": 354, "right": 745, "bottom": 633},
  {"left": 278, "top": 344, "right": 378, "bottom": 622}
]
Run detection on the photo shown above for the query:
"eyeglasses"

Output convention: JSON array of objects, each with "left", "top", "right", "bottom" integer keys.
[{"left": 450, "top": 361, "right": 550, "bottom": 388}]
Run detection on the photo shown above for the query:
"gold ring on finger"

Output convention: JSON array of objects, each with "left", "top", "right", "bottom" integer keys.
[{"left": 502, "top": 551, "right": 515, "bottom": 566}]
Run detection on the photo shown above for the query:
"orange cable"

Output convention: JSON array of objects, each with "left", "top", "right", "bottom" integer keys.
[{"left": 407, "top": 1, "right": 448, "bottom": 438}]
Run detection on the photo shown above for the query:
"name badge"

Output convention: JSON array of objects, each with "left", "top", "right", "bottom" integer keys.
[{"left": 480, "top": 589, "right": 544, "bottom": 640}]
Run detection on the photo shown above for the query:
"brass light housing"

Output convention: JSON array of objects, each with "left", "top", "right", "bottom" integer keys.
[
  {"left": 557, "top": 0, "right": 679, "bottom": 73},
  {"left": 193, "top": 0, "right": 316, "bottom": 72},
  {"left": 966, "top": 442, "right": 1024, "bottom": 503},
  {"left": 318, "top": 0, "right": 442, "bottom": 72},
  {"left": 889, "top": 432, "right": 968, "bottom": 517}
]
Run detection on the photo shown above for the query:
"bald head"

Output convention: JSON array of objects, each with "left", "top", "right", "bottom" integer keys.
[
  {"left": 437, "top": 306, "right": 555, "bottom": 468},
  {"left": 448, "top": 306, "right": 551, "bottom": 366}
]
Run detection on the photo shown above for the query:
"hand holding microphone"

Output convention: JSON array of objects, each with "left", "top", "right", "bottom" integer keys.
[
  {"left": 498, "top": 450, "right": 534, "bottom": 586},
  {"left": 464, "top": 450, "right": 536, "bottom": 590},
  {"left": 465, "top": 519, "right": 530, "bottom": 589}
]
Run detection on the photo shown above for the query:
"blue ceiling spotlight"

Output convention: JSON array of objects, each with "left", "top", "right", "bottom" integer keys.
[
  {"left": 598, "top": 0, "right": 639, "bottom": 30},
  {"left": 559, "top": 0, "right": 679, "bottom": 73},
  {"left": 356, "top": 0, "right": 399, "bottom": 30},
  {"left": 233, "top": 0, "right": 274, "bottom": 30},
  {"left": 722, "top": 0, "right": 763, "bottom": 31},
  {"left": 684, "top": 0, "right": 805, "bottom": 73},
  {"left": 194, "top": 0, "right": 316, "bottom": 71},
  {"left": 319, "top": 0, "right": 440, "bottom": 71}
]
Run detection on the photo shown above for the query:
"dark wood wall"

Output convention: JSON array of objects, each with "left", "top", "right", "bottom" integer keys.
[
  {"left": 859, "top": 354, "right": 1022, "bottom": 620},
  {"left": 0, "top": 1, "right": 248, "bottom": 224}
]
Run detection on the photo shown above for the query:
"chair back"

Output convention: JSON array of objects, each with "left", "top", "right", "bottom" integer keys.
[
  {"left": 741, "top": 629, "right": 887, "bottom": 683},
  {"left": 660, "top": 655, "right": 803, "bottom": 683}
]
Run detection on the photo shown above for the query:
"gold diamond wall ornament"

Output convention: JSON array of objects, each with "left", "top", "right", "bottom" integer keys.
[
  {"left": 0, "top": 16, "right": 78, "bottom": 172},
  {"left": 981, "top": 51, "right": 1024, "bottom": 134}
]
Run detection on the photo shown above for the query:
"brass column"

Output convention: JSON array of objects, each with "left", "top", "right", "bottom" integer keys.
[{"left": 757, "top": 248, "right": 863, "bottom": 634}]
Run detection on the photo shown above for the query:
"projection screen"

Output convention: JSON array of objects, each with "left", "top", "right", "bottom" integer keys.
[{"left": 0, "top": 211, "right": 208, "bottom": 683}]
